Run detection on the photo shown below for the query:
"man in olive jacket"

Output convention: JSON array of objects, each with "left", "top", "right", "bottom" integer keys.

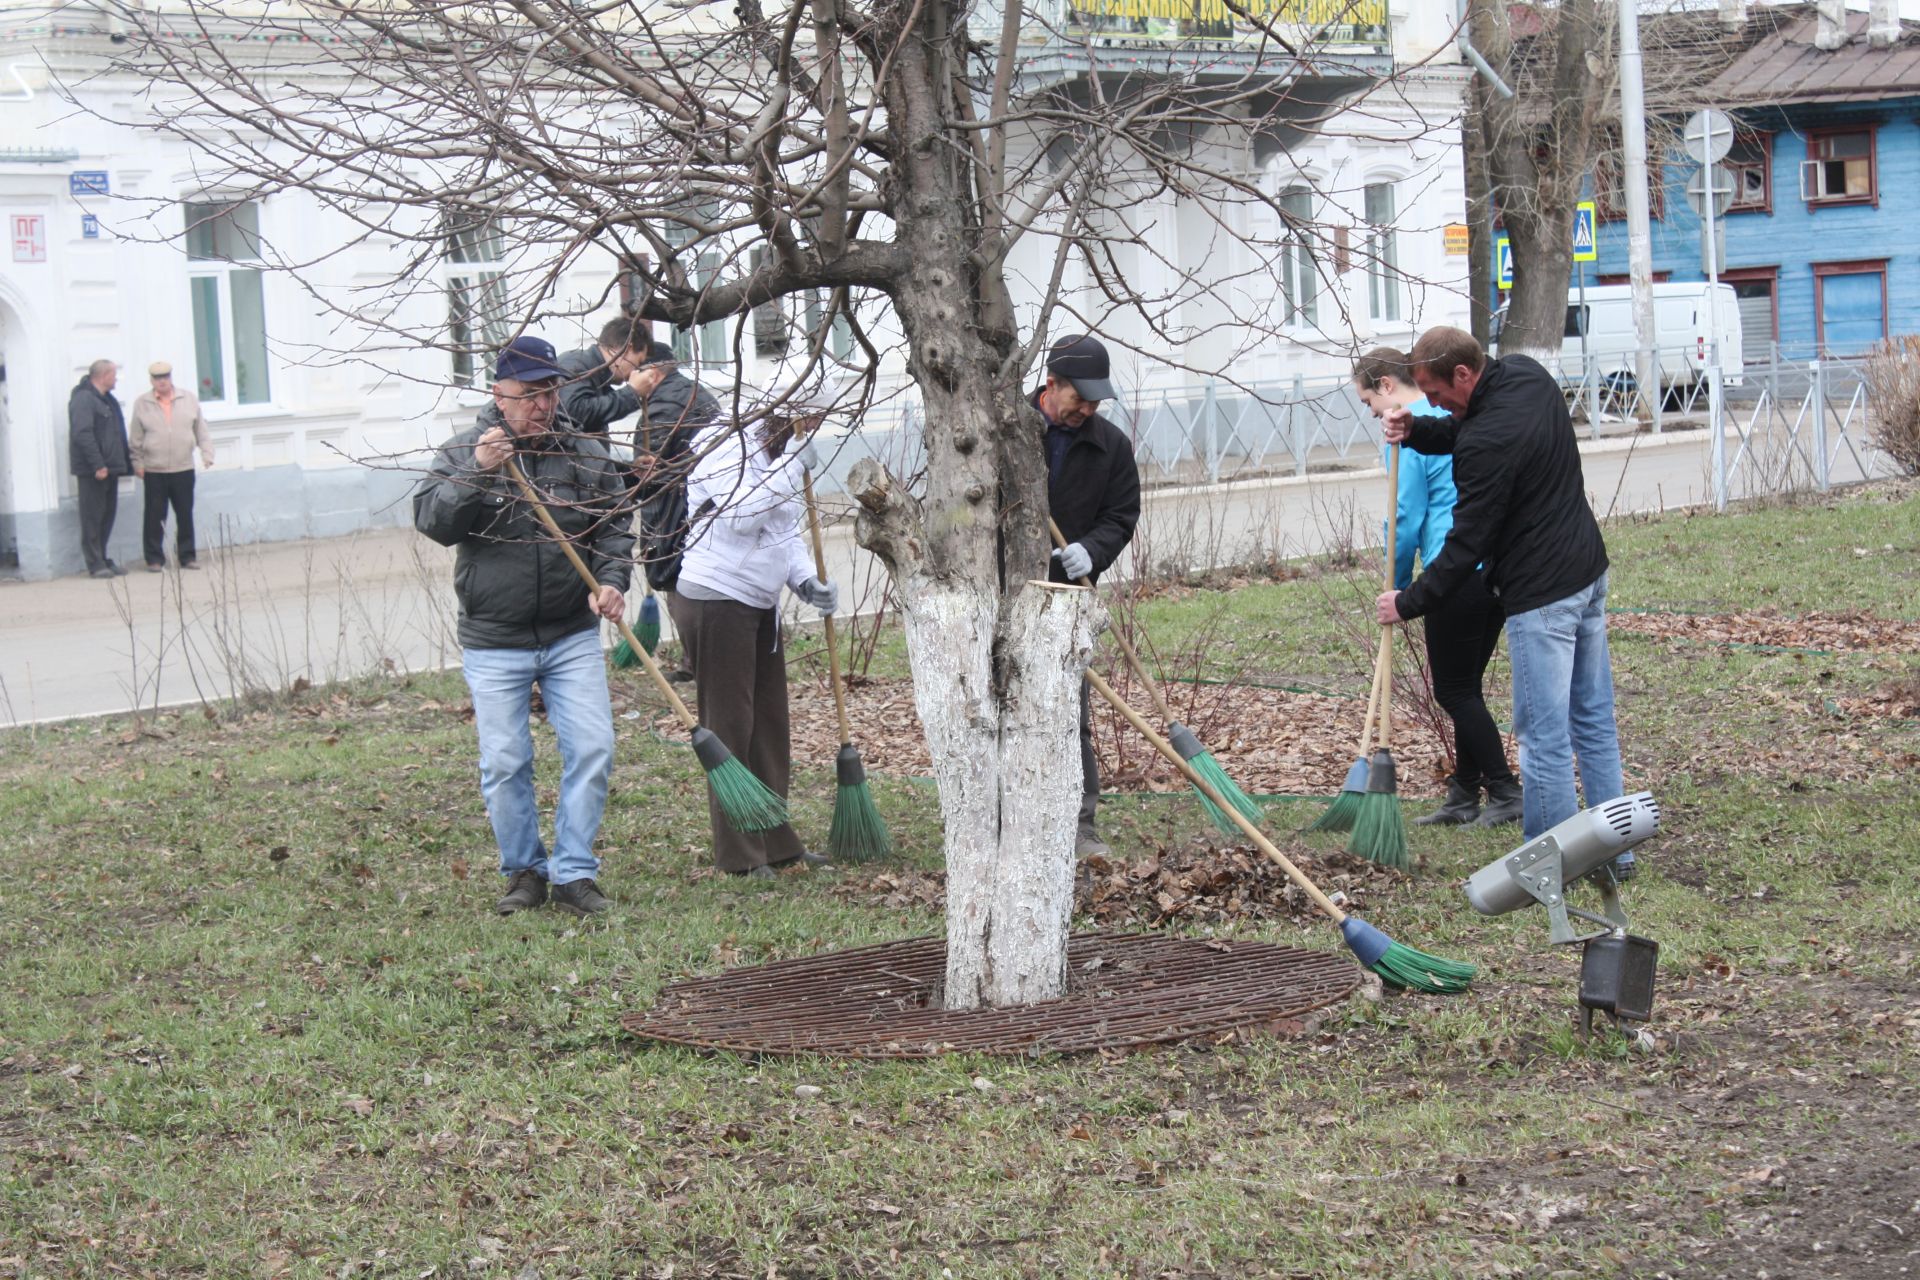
[
  {"left": 1377, "top": 326, "right": 1629, "bottom": 877},
  {"left": 415, "top": 336, "right": 635, "bottom": 917},
  {"left": 1033, "top": 334, "right": 1141, "bottom": 858},
  {"left": 68, "top": 359, "right": 131, "bottom": 578}
]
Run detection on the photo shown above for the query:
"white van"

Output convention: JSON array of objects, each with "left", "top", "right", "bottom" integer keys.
[{"left": 1492, "top": 282, "right": 1744, "bottom": 390}]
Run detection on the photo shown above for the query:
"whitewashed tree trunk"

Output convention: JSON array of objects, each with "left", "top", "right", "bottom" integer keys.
[
  {"left": 899, "top": 581, "right": 1102, "bottom": 1009},
  {"left": 850, "top": 462, "right": 1105, "bottom": 1010}
]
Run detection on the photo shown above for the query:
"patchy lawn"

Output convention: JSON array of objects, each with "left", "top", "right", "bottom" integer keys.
[{"left": 1, "top": 482, "right": 1916, "bottom": 1279}]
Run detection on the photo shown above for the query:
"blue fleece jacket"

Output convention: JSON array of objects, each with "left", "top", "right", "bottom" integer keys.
[{"left": 1383, "top": 399, "right": 1458, "bottom": 591}]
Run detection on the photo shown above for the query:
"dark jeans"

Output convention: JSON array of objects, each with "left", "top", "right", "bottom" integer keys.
[
  {"left": 1422, "top": 570, "right": 1517, "bottom": 789},
  {"left": 76, "top": 474, "right": 119, "bottom": 573},
  {"left": 142, "top": 469, "right": 197, "bottom": 566},
  {"left": 668, "top": 593, "right": 805, "bottom": 874}
]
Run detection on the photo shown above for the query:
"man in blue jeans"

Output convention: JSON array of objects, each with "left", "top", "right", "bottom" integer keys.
[
  {"left": 415, "top": 336, "right": 635, "bottom": 915},
  {"left": 1375, "top": 327, "right": 1632, "bottom": 879}
]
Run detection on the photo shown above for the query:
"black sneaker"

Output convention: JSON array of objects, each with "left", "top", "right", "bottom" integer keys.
[
  {"left": 107, "top": 561, "right": 128, "bottom": 576},
  {"left": 495, "top": 868, "right": 548, "bottom": 915},
  {"left": 552, "top": 878, "right": 610, "bottom": 916},
  {"left": 90, "top": 567, "right": 115, "bottom": 580}
]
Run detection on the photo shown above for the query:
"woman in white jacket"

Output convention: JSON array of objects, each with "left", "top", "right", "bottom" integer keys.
[{"left": 668, "top": 414, "right": 839, "bottom": 877}]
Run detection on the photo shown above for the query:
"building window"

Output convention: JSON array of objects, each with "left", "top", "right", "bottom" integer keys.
[
  {"left": 1594, "top": 132, "right": 1666, "bottom": 222},
  {"left": 804, "top": 292, "right": 854, "bottom": 362},
  {"left": 1803, "top": 128, "right": 1876, "bottom": 206},
  {"left": 749, "top": 247, "right": 789, "bottom": 359},
  {"left": 444, "top": 215, "right": 509, "bottom": 389},
  {"left": 1813, "top": 260, "right": 1887, "bottom": 354},
  {"left": 185, "top": 200, "right": 271, "bottom": 406},
  {"left": 1279, "top": 187, "right": 1317, "bottom": 327},
  {"left": 1727, "top": 131, "right": 1772, "bottom": 214},
  {"left": 1364, "top": 182, "right": 1399, "bottom": 324},
  {"left": 1595, "top": 272, "right": 1670, "bottom": 286}
]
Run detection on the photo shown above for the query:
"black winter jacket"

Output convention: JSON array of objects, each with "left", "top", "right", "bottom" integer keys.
[
  {"left": 413, "top": 408, "right": 635, "bottom": 650},
  {"left": 1394, "top": 355, "right": 1610, "bottom": 620},
  {"left": 556, "top": 346, "right": 641, "bottom": 435},
  {"left": 629, "top": 343, "right": 718, "bottom": 501},
  {"left": 1036, "top": 390, "right": 1141, "bottom": 585},
  {"left": 68, "top": 378, "right": 130, "bottom": 477}
]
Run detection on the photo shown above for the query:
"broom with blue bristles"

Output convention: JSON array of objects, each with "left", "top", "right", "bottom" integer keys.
[
  {"left": 1088, "top": 667, "right": 1472, "bottom": 994},
  {"left": 1308, "top": 631, "right": 1390, "bottom": 834},
  {"left": 1048, "top": 518, "right": 1263, "bottom": 834},
  {"left": 504, "top": 456, "right": 787, "bottom": 832}
]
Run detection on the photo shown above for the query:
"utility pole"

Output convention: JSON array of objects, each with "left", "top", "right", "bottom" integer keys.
[{"left": 1618, "top": 0, "right": 1660, "bottom": 430}]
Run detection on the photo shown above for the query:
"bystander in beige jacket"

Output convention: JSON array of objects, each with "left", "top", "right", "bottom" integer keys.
[{"left": 129, "top": 383, "right": 214, "bottom": 475}]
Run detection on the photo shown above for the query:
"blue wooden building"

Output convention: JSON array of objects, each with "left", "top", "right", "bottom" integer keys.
[{"left": 1581, "top": 7, "right": 1920, "bottom": 361}]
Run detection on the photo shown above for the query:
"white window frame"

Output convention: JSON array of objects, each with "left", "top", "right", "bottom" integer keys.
[
  {"left": 443, "top": 214, "right": 510, "bottom": 390},
  {"left": 185, "top": 199, "right": 274, "bottom": 408},
  {"left": 1364, "top": 181, "right": 1401, "bottom": 325},
  {"left": 1278, "top": 187, "right": 1317, "bottom": 328}
]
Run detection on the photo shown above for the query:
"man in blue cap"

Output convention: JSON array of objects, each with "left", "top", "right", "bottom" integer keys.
[
  {"left": 414, "top": 335, "right": 636, "bottom": 916},
  {"left": 1034, "top": 333, "right": 1140, "bottom": 858}
]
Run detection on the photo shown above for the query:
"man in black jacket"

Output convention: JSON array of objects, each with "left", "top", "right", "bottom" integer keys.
[
  {"left": 1377, "top": 327, "right": 1629, "bottom": 875},
  {"left": 68, "top": 359, "right": 131, "bottom": 578},
  {"left": 415, "top": 335, "right": 635, "bottom": 917},
  {"left": 1035, "top": 334, "right": 1142, "bottom": 858},
  {"left": 557, "top": 316, "right": 668, "bottom": 437}
]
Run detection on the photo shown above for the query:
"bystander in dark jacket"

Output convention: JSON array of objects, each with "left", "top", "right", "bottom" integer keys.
[{"left": 68, "top": 362, "right": 130, "bottom": 577}]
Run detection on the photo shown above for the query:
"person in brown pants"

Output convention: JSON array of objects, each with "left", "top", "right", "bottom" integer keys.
[{"left": 669, "top": 412, "right": 838, "bottom": 878}]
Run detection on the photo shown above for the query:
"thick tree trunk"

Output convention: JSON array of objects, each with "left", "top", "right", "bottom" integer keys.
[{"left": 851, "top": 466, "right": 1105, "bottom": 1009}]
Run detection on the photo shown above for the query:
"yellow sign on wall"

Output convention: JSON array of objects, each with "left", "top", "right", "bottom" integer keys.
[{"left": 1443, "top": 224, "right": 1470, "bottom": 256}]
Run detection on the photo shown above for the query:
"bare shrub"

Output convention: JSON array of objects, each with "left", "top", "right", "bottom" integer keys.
[{"left": 1866, "top": 336, "right": 1920, "bottom": 476}]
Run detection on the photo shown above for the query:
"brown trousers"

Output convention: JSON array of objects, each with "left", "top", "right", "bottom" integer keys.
[{"left": 668, "top": 594, "right": 805, "bottom": 873}]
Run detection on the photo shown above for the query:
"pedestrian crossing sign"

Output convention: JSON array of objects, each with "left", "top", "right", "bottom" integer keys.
[
  {"left": 1573, "top": 201, "right": 1598, "bottom": 262},
  {"left": 1495, "top": 235, "right": 1513, "bottom": 290}
]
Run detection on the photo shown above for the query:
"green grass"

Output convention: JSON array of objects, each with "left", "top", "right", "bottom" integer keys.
[{"left": 2, "top": 483, "right": 1917, "bottom": 1277}]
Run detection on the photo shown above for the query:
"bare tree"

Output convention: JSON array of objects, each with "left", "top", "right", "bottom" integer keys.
[{"left": 93, "top": 0, "right": 1425, "bottom": 1008}]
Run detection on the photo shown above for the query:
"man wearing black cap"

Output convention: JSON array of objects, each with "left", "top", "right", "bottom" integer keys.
[
  {"left": 415, "top": 335, "right": 635, "bottom": 917},
  {"left": 1034, "top": 334, "right": 1141, "bottom": 858}
]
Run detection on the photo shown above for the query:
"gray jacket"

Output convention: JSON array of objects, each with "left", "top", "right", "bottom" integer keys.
[
  {"left": 413, "top": 409, "right": 635, "bottom": 650},
  {"left": 557, "top": 346, "right": 639, "bottom": 436},
  {"left": 68, "top": 378, "right": 130, "bottom": 477}
]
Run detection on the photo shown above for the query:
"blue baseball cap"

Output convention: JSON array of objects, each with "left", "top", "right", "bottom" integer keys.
[
  {"left": 494, "top": 335, "right": 567, "bottom": 383},
  {"left": 1045, "top": 334, "right": 1115, "bottom": 402}
]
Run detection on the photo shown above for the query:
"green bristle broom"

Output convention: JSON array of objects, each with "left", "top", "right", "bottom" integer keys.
[
  {"left": 610, "top": 587, "right": 661, "bottom": 669},
  {"left": 803, "top": 473, "right": 892, "bottom": 862},
  {"left": 1308, "top": 633, "right": 1389, "bottom": 834},
  {"left": 1048, "top": 518, "right": 1262, "bottom": 834},
  {"left": 504, "top": 457, "right": 786, "bottom": 832},
  {"left": 1347, "top": 443, "right": 1411, "bottom": 869},
  {"left": 1088, "top": 667, "right": 1472, "bottom": 994}
]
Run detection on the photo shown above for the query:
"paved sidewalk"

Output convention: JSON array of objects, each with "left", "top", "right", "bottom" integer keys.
[{"left": 0, "top": 424, "right": 1801, "bottom": 724}]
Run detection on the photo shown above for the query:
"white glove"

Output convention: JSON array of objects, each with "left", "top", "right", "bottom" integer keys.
[
  {"left": 790, "top": 438, "right": 822, "bottom": 474},
  {"left": 795, "top": 577, "right": 839, "bottom": 617},
  {"left": 1052, "top": 542, "right": 1093, "bottom": 581}
]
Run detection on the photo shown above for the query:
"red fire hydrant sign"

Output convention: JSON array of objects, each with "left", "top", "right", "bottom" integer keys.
[{"left": 12, "top": 214, "right": 47, "bottom": 263}]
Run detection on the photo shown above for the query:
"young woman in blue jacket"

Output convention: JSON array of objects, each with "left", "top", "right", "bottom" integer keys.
[{"left": 1352, "top": 348, "right": 1521, "bottom": 827}]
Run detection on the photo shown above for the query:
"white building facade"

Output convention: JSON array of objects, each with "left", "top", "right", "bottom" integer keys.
[{"left": 0, "top": 0, "right": 1469, "bottom": 579}]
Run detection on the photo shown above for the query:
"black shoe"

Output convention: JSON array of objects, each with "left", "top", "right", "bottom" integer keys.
[
  {"left": 666, "top": 669, "right": 695, "bottom": 684},
  {"left": 91, "top": 567, "right": 115, "bottom": 580},
  {"left": 1415, "top": 778, "right": 1482, "bottom": 827},
  {"left": 107, "top": 561, "right": 128, "bottom": 576},
  {"left": 1475, "top": 779, "right": 1523, "bottom": 828},
  {"left": 766, "top": 850, "right": 831, "bottom": 872},
  {"left": 495, "top": 868, "right": 548, "bottom": 915},
  {"left": 552, "top": 878, "right": 610, "bottom": 915}
]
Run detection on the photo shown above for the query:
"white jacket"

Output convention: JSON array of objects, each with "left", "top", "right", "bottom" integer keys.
[{"left": 675, "top": 423, "right": 817, "bottom": 610}]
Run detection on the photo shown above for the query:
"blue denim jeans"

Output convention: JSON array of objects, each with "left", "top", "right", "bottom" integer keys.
[
  {"left": 461, "top": 626, "right": 615, "bottom": 886},
  {"left": 1504, "top": 572, "right": 1625, "bottom": 840}
]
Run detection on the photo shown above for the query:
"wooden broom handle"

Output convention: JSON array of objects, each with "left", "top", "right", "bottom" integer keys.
[
  {"left": 1379, "top": 442, "right": 1401, "bottom": 753},
  {"left": 1087, "top": 667, "right": 1348, "bottom": 924},
  {"left": 801, "top": 473, "right": 854, "bottom": 747},
  {"left": 502, "top": 455, "right": 699, "bottom": 731},
  {"left": 1356, "top": 623, "right": 1390, "bottom": 757},
  {"left": 1046, "top": 516, "right": 1177, "bottom": 727}
]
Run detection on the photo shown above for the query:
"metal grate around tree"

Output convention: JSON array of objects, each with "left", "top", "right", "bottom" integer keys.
[{"left": 621, "top": 933, "right": 1362, "bottom": 1059}]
